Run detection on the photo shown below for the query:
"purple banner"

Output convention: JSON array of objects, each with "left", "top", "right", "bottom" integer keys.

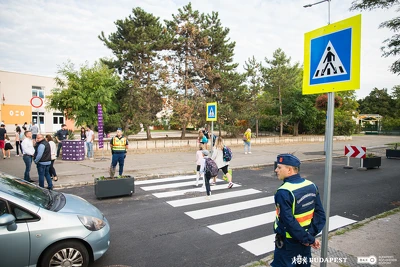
[{"left": 97, "top": 103, "right": 104, "bottom": 149}]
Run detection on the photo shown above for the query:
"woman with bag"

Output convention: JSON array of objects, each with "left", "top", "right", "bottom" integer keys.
[
  {"left": 243, "top": 128, "right": 252, "bottom": 154},
  {"left": 211, "top": 136, "right": 233, "bottom": 188},
  {"left": 46, "top": 134, "right": 58, "bottom": 181}
]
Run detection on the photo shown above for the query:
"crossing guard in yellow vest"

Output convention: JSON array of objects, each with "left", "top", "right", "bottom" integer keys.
[
  {"left": 110, "top": 128, "right": 129, "bottom": 177},
  {"left": 272, "top": 154, "right": 326, "bottom": 267}
]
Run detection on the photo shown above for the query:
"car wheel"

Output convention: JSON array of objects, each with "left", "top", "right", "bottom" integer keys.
[{"left": 39, "top": 240, "right": 90, "bottom": 267}]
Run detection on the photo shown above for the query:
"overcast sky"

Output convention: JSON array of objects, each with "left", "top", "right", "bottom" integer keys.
[{"left": 0, "top": 0, "right": 398, "bottom": 99}]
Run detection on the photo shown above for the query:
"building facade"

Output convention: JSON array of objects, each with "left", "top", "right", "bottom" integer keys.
[{"left": 0, "top": 70, "right": 74, "bottom": 134}]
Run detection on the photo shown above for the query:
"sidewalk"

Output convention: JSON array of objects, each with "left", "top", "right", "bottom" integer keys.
[{"left": 0, "top": 135, "right": 398, "bottom": 188}]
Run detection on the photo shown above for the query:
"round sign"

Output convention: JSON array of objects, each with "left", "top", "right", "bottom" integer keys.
[{"left": 30, "top": 96, "right": 43, "bottom": 108}]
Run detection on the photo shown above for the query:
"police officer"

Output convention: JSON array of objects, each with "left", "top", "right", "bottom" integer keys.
[
  {"left": 110, "top": 128, "right": 128, "bottom": 177},
  {"left": 272, "top": 154, "right": 326, "bottom": 267}
]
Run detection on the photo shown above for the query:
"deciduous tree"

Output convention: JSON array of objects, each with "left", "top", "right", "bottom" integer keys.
[
  {"left": 350, "top": 0, "right": 400, "bottom": 74},
  {"left": 47, "top": 61, "right": 121, "bottom": 129}
]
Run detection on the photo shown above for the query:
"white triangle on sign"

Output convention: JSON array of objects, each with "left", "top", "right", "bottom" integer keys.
[
  {"left": 312, "top": 41, "right": 347, "bottom": 79},
  {"left": 209, "top": 107, "right": 215, "bottom": 117}
]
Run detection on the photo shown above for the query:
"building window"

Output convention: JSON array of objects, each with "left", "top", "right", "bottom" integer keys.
[
  {"left": 53, "top": 113, "right": 64, "bottom": 125},
  {"left": 32, "top": 86, "right": 45, "bottom": 99}
]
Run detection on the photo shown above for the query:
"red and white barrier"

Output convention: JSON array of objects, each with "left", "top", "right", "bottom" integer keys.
[{"left": 344, "top": 145, "right": 366, "bottom": 169}]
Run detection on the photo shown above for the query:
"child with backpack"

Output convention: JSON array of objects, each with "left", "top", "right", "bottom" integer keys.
[
  {"left": 200, "top": 150, "right": 218, "bottom": 200},
  {"left": 195, "top": 143, "right": 205, "bottom": 187},
  {"left": 211, "top": 136, "right": 233, "bottom": 188}
]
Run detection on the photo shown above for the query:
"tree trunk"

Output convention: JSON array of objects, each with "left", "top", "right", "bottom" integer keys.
[
  {"left": 256, "top": 118, "right": 259, "bottom": 138},
  {"left": 181, "top": 122, "right": 187, "bottom": 139},
  {"left": 146, "top": 125, "right": 152, "bottom": 140},
  {"left": 279, "top": 85, "right": 283, "bottom": 137},
  {"left": 293, "top": 121, "right": 299, "bottom": 136}
]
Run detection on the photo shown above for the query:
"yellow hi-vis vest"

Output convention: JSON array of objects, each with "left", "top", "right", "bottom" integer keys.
[
  {"left": 274, "top": 180, "right": 316, "bottom": 238},
  {"left": 112, "top": 137, "right": 127, "bottom": 152}
]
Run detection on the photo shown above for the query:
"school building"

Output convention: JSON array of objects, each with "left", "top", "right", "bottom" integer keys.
[{"left": 0, "top": 70, "right": 74, "bottom": 134}]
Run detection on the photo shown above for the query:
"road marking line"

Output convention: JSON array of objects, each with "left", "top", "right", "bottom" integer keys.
[
  {"left": 141, "top": 178, "right": 224, "bottom": 191},
  {"left": 152, "top": 183, "right": 241, "bottom": 198},
  {"left": 238, "top": 215, "right": 357, "bottom": 256},
  {"left": 167, "top": 189, "right": 262, "bottom": 207},
  {"left": 208, "top": 211, "right": 275, "bottom": 235},
  {"left": 135, "top": 175, "right": 197, "bottom": 185},
  {"left": 185, "top": 196, "right": 275, "bottom": 219}
]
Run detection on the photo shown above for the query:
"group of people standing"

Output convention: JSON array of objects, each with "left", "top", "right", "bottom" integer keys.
[{"left": 21, "top": 130, "right": 58, "bottom": 190}]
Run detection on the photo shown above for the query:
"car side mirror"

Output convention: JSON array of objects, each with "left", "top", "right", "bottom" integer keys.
[{"left": 0, "top": 214, "right": 17, "bottom": 231}]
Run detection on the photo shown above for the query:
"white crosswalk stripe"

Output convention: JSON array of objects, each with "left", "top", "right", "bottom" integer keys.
[
  {"left": 136, "top": 175, "right": 197, "bottom": 185},
  {"left": 185, "top": 196, "right": 274, "bottom": 219},
  {"left": 137, "top": 175, "right": 357, "bottom": 257},
  {"left": 152, "top": 183, "right": 241, "bottom": 198},
  {"left": 208, "top": 211, "right": 276, "bottom": 235},
  {"left": 167, "top": 188, "right": 261, "bottom": 207}
]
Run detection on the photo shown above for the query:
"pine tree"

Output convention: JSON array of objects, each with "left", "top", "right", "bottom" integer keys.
[
  {"left": 350, "top": 0, "right": 400, "bottom": 74},
  {"left": 262, "top": 49, "right": 301, "bottom": 137},
  {"left": 99, "top": 7, "right": 171, "bottom": 138},
  {"left": 201, "top": 11, "right": 245, "bottom": 136},
  {"left": 165, "top": 3, "right": 208, "bottom": 138}
]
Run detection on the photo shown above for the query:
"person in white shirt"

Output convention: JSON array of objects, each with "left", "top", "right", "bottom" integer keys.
[
  {"left": 85, "top": 126, "right": 95, "bottom": 159},
  {"left": 21, "top": 131, "right": 36, "bottom": 182}
]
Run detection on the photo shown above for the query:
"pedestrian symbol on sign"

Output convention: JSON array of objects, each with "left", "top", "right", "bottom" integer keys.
[
  {"left": 208, "top": 107, "right": 215, "bottom": 118},
  {"left": 313, "top": 41, "right": 347, "bottom": 79}
]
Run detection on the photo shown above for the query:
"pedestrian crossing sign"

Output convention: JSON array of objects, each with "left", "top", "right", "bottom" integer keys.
[
  {"left": 206, "top": 102, "right": 217, "bottom": 121},
  {"left": 303, "top": 14, "right": 361, "bottom": 95}
]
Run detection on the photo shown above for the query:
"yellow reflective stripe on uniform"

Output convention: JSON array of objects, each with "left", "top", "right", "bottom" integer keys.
[
  {"left": 112, "top": 137, "right": 126, "bottom": 151},
  {"left": 294, "top": 209, "right": 315, "bottom": 226},
  {"left": 274, "top": 180, "right": 315, "bottom": 239}
]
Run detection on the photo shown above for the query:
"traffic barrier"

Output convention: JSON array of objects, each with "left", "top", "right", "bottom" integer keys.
[{"left": 344, "top": 145, "right": 366, "bottom": 169}]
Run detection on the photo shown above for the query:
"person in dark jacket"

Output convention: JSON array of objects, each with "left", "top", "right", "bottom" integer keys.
[
  {"left": 272, "top": 154, "right": 326, "bottom": 267},
  {"left": 34, "top": 134, "right": 53, "bottom": 190}
]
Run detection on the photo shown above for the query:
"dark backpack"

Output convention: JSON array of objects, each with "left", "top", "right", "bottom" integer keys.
[
  {"left": 223, "top": 146, "right": 233, "bottom": 162},
  {"left": 205, "top": 158, "right": 219, "bottom": 177}
]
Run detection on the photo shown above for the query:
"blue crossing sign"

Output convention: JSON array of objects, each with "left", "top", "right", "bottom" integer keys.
[
  {"left": 303, "top": 14, "right": 361, "bottom": 94},
  {"left": 206, "top": 102, "right": 217, "bottom": 122}
]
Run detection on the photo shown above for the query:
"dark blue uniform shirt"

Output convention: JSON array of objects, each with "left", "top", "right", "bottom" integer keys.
[{"left": 274, "top": 173, "right": 326, "bottom": 245}]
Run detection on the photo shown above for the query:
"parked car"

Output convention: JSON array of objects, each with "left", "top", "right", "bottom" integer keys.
[{"left": 0, "top": 173, "right": 110, "bottom": 267}]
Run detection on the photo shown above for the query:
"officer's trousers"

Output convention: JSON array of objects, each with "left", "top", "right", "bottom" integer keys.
[{"left": 271, "top": 238, "right": 312, "bottom": 267}]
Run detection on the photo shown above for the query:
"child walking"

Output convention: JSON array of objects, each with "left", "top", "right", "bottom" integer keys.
[
  {"left": 4, "top": 135, "right": 13, "bottom": 158},
  {"left": 195, "top": 143, "right": 205, "bottom": 187},
  {"left": 199, "top": 150, "right": 212, "bottom": 200}
]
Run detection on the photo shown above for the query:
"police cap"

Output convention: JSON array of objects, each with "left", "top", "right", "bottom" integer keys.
[{"left": 277, "top": 154, "right": 300, "bottom": 167}]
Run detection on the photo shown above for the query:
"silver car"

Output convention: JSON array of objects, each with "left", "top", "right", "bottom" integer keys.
[{"left": 0, "top": 174, "right": 110, "bottom": 267}]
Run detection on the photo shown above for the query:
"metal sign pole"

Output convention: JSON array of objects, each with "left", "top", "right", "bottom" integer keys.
[
  {"left": 320, "top": 92, "right": 334, "bottom": 266},
  {"left": 211, "top": 121, "right": 214, "bottom": 151}
]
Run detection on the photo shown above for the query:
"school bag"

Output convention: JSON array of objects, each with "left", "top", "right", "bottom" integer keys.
[
  {"left": 205, "top": 158, "right": 219, "bottom": 177},
  {"left": 223, "top": 146, "right": 233, "bottom": 162}
]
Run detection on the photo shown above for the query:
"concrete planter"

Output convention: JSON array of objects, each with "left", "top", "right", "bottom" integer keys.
[
  {"left": 94, "top": 176, "right": 134, "bottom": 199},
  {"left": 363, "top": 157, "right": 381, "bottom": 169},
  {"left": 386, "top": 149, "right": 400, "bottom": 159}
]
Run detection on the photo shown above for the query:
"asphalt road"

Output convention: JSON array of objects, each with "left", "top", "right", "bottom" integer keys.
[{"left": 60, "top": 156, "right": 400, "bottom": 267}]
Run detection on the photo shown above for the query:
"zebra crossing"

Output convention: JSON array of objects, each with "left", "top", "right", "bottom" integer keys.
[{"left": 136, "top": 174, "right": 357, "bottom": 256}]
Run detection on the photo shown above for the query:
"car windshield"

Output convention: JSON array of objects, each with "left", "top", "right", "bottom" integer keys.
[{"left": 0, "top": 175, "right": 50, "bottom": 209}]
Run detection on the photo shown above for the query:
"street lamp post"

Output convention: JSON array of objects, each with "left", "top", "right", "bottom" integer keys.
[{"left": 304, "top": 1, "right": 333, "bottom": 267}]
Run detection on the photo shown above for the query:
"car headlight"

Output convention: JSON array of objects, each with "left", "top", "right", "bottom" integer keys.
[{"left": 78, "top": 215, "right": 106, "bottom": 231}]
